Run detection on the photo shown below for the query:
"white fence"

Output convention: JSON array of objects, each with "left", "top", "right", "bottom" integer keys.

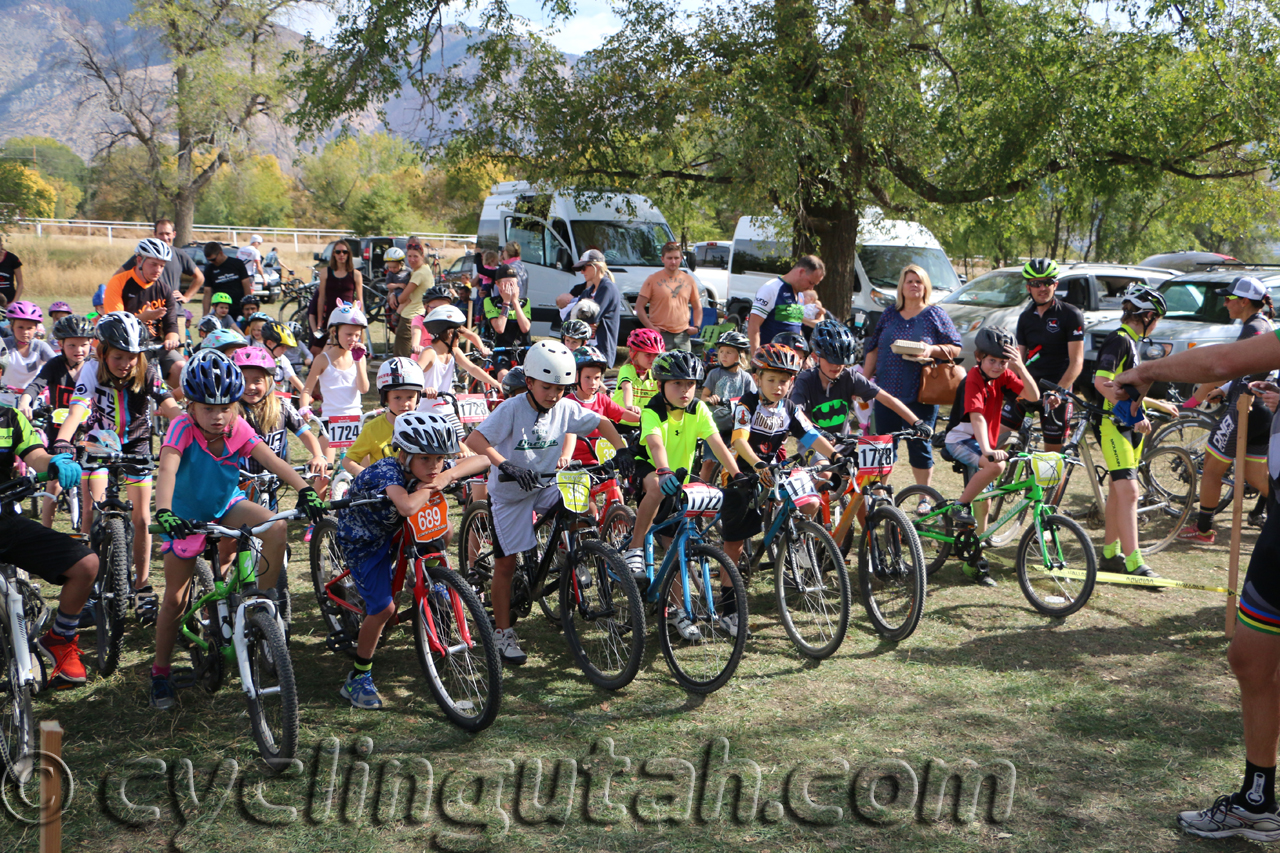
[{"left": 16, "top": 218, "right": 476, "bottom": 250}]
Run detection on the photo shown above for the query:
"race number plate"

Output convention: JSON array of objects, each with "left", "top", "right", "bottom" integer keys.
[
  {"left": 326, "top": 414, "right": 361, "bottom": 449},
  {"left": 682, "top": 483, "right": 724, "bottom": 518},
  {"left": 855, "top": 435, "right": 894, "bottom": 478},
  {"left": 454, "top": 394, "right": 489, "bottom": 425},
  {"left": 783, "top": 470, "right": 818, "bottom": 505},
  {"left": 556, "top": 470, "right": 592, "bottom": 514},
  {"left": 594, "top": 438, "right": 617, "bottom": 464},
  {"left": 52, "top": 408, "right": 69, "bottom": 425},
  {"left": 409, "top": 493, "right": 450, "bottom": 543}
]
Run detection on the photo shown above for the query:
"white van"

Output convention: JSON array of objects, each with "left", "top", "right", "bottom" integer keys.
[
  {"left": 475, "top": 182, "right": 716, "bottom": 340},
  {"left": 690, "top": 240, "right": 732, "bottom": 304},
  {"left": 723, "top": 213, "right": 962, "bottom": 324}
]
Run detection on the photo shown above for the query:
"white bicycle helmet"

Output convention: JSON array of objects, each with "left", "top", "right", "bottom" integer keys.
[
  {"left": 424, "top": 304, "right": 466, "bottom": 336},
  {"left": 383, "top": 247, "right": 406, "bottom": 262},
  {"left": 524, "top": 340, "right": 577, "bottom": 387},
  {"left": 327, "top": 300, "right": 368, "bottom": 328},
  {"left": 96, "top": 311, "right": 148, "bottom": 353},
  {"left": 394, "top": 411, "right": 459, "bottom": 456},
  {"left": 377, "top": 357, "right": 425, "bottom": 392},
  {"left": 135, "top": 237, "right": 173, "bottom": 263}
]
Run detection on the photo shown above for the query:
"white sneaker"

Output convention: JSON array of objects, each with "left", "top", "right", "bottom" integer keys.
[
  {"left": 720, "top": 611, "right": 740, "bottom": 638},
  {"left": 495, "top": 627, "right": 527, "bottom": 665},
  {"left": 624, "top": 548, "right": 647, "bottom": 584},
  {"left": 667, "top": 610, "right": 702, "bottom": 643}
]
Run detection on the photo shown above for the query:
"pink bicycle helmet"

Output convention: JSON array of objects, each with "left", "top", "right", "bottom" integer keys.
[
  {"left": 627, "top": 327, "right": 665, "bottom": 354},
  {"left": 48, "top": 301, "right": 72, "bottom": 314},
  {"left": 232, "top": 345, "right": 277, "bottom": 372},
  {"left": 7, "top": 301, "right": 42, "bottom": 322}
]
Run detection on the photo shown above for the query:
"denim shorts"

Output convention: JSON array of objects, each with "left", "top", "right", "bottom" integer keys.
[{"left": 946, "top": 436, "right": 984, "bottom": 475}]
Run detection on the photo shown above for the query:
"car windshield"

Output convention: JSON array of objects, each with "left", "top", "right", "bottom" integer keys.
[
  {"left": 858, "top": 246, "right": 962, "bottom": 292},
  {"left": 1160, "top": 280, "right": 1231, "bottom": 324},
  {"left": 940, "top": 270, "right": 1027, "bottom": 307},
  {"left": 569, "top": 220, "right": 675, "bottom": 267}
]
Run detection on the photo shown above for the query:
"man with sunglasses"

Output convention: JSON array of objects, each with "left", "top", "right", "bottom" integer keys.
[
  {"left": 202, "top": 241, "right": 254, "bottom": 321},
  {"left": 1008, "top": 258, "right": 1084, "bottom": 452}
]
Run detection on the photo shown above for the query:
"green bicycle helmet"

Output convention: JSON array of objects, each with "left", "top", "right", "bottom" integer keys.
[{"left": 1022, "top": 258, "right": 1059, "bottom": 280}]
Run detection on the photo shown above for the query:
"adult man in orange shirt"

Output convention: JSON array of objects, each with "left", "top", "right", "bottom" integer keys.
[
  {"left": 635, "top": 241, "right": 702, "bottom": 352},
  {"left": 104, "top": 238, "right": 188, "bottom": 399}
]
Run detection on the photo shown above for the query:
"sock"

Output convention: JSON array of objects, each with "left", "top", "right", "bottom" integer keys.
[
  {"left": 52, "top": 608, "right": 79, "bottom": 640},
  {"left": 353, "top": 655, "right": 373, "bottom": 672},
  {"left": 1238, "top": 761, "right": 1277, "bottom": 811},
  {"left": 151, "top": 664, "right": 171, "bottom": 679},
  {"left": 1103, "top": 540, "right": 1120, "bottom": 560},
  {"left": 1124, "top": 549, "right": 1144, "bottom": 572},
  {"left": 1197, "top": 506, "right": 1215, "bottom": 534}
]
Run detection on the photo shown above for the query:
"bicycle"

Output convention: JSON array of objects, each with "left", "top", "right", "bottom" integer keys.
[
  {"left": 898, "top": 444, "right": 1099, "bottom": 617},
  {"left": 459, "top": 461, "right": 646, "bottom": 690},
  {"left": 28, "top": 404, "right": 80, "bottom": 527},
  {"left": 149, "top": 508, "right": 305, "bottom": 770},
  {"left": 311, "top": 488, "right": 502, "bottom": 732},
  {"left": 239, "top": 465, "right": 327, "bottom": 629}
]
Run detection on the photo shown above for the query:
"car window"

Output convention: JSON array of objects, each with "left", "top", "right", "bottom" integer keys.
[
  {"left": 731, "top": 238, "right": 791, "bottom": 277},
  {"left": 1058, "top": 277, "right": 1090, "bottom": 308},
  {"left": 859, "top": 246, "right": 961, "bottom": 292},
  {"left": 1097, "top": 275, "right": 1144, "bottom": 299},
  {"left": 506, "top": 216, "right": 548, "bottom": 267},
  {"left": 1160, "top": 280, "right": 1228, "bottom": 323},
  {"left": 569, "top": 220, "right": 675, "bottom": 267},
  {"left": 940, "top": 270, "right": 1027, "bottom": 307},
  {"left": 697, "top": 246, "right": 730, "bottom": 269}
]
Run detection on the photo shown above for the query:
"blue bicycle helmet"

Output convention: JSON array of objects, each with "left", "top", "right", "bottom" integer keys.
[{"left": 182, "top": 348, "right": 245, "bottom": 404}]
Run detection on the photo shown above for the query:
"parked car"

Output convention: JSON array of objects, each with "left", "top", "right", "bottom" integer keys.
[
  {"left": 1138, "top": 250, "right": 1243, "bottom": 273},
  {"left": 1082, "top": 268, "right": 1280, "bottom": 398},
  {"left": 938, "top": 262, "right": 1178, "bottom": 367},
  {"left": 687, "top": 240, "right": 732, "bottom": 305}
]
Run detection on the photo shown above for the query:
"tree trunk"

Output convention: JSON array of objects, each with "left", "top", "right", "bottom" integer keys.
[
  {"left": 808, "top": 207, "right": 862, "bottom": 324},
  {"left": 174, "top": 186, "right": 197, "bottom": 247}
]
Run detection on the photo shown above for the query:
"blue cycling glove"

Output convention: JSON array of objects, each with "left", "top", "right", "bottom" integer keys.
[
  {"left": 658, "top": 468, "right": 681, "bottom": 496},
  {"left": 46, "top": 453, "right": 82, "bottom": 491},
  {"left": 1111, "top": 385, "right": 1146, "bottom": 428}
]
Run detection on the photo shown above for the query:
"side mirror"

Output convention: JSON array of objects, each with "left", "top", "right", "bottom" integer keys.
[
  {"left": 312, "top": 252, "right": 321, "bottom": 262},
  {"left": 684, "top": 250, "right": 697, "bottom": 271}
]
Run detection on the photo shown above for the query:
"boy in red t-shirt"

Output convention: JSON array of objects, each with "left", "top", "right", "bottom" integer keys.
[
  {"left": 942, "top": 327, "right": 1039, "bottom": 555},
  {"left": 567, "top": 346, "right": 640, "bottom": 465}
]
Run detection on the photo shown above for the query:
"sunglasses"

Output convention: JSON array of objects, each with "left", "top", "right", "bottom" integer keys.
[
  {"left": 1028, "top": 281, "right": 1056, "bottom": 289},
  {"left": 333, "top": 250, "right": 349, "bottom": 255}
]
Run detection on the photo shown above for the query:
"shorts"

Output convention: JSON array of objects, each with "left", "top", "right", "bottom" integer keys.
[
  {"left": 490, "top": 485, "right": 561, "bottom": 557},
  {"left": 872, "top": 400, "right": 937, "bottom": 469},
  {"left": 1001, "top": 395, "right": 1074, "bottom": 445},
  {"left": 946, "top": 436, "right": 984, "bottom": 475},
  {"left": 717, "top": 485, "right": 760, "bottom": 542},
  {"left": 1239, "top": 494, "right": 1280, "bottom": 634},
  {"left": 701, "top": 431, "right": 732, "bottom": 463},
  {"left": 0, "top": 514, "right": 94, "bottom": 584},
  {"left": 160, "top": 533, "right": 208, "bottom": 560},
  {"left": 351, "top": 536, "right": 396, "bottom": 616},
  {"left": 154, "top": 346, "right": 185, "bottom": 382},
  {"left": 86, "top": 466, "right": 153, "bottom": 487},
  {"left": 1095, "top": 418, "right": 1142, "bottom": 480},
  {"left": 1207, "top": 402, "right": 1271, "bottom": 464}
]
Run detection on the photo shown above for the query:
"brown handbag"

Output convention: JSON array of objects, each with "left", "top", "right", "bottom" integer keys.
[{"left": 917, "top": 355, "right": 966, "bottom": 406}]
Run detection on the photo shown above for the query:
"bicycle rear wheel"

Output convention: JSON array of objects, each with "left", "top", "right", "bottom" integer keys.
[
  {"left": 657, "top": 543, "right": 747, "bottom": 694},
  {"left": 560, "top": 540, "right": 645, "bottom": 690},
  {"left": 413, "top": 563, "right": 502, "bottom": 732},
  {"left": 309, "top": 518, "right": 365, "bottom": 642},
  {"left": 458, "top": 501, "right": 496, "bottom": 598},
  {"left": 0, "top": 614, "right": 34, "bottom": 786},
  {"left": 92, "top": 518, "right": 130, "bottom": 676},
  {"left": 601, "top": 503, "right": 636, "bottom": 552},
  {"left": 1015, "top": 513, "right": 1096, "bottom": 617},
  {"left": 858, "top": 504, "right": 927, "bottom": 642},
  {"left": 775, "top": 519, "right": 850, "bottom": 659},
  {"left": 1138, "top": 445, "right": 1197, "bottom": 555},
  {"left": 894, "top": 485, "right": 951, "bottom": 576},
  {"left": 244, "top": 609, "right": 298, "bottom": 772}
]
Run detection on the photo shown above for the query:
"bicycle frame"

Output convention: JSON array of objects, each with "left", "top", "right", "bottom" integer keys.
[
  {"left": 642, "top": 503, "right": 721, "bottom": 621},
  {"left": 0, "top": 568, "right": 38, "bottom": 701},
  {"left": 914, "top": 469, "right": 1051, "bottom": 549}
]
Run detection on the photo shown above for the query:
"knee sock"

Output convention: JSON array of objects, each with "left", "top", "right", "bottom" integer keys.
[
  {"left": 1103, "top": 540, "right": 1120, "bottom": 560},
  {"left": 1197, "top": 506, "right": 1215, "bottom": 533},
  {"left": 1239, "top": 761, "right": 1277, "bottom": 812},
  {"left": 52, "top": 608, "right": 79, "bottom": 640},
  {"left": 1124, "top": 549, "right": 1145, "bottom": 572}
]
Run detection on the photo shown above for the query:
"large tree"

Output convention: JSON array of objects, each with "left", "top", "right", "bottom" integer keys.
[
  {"left": 293, "top": 0, "right": 1280, "bottom": 313},
  {"left": 67, "top": 0, "right": 302, "bottom": 243}
]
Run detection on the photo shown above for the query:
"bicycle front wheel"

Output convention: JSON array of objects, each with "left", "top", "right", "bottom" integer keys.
[
  {"left": 458, "top": 501, "right": 496, "bottom": 598},
  {"left": 244, "top": 610, "right": 299, "bottom": 771},
  {"left": 775, "top": 519, "right": 850, "bottom": 659},
  {"left": 0, "top": 614, "right": 34, "bottom": 786},
  {"left": 858, "top": 504, "right": 927, "bottom": 642},
  {"left": 309, "top": 518, "right": 364, "bottom": 643},
  {"left": 560, "top": 540, "right": 645, "bottom": 690},
  {"left": 1015, "top": 513, "right": 1097, "bottom": 617},
  {"left": 413, "top": 563, "right": 502, "bottom": 733},
  {"left": 1138, "top": 445, "right": 1197, "bottom": 555},
  {"left": 657, "top": 543, "right": 747, "bottom": 694},
  {"left": 894, "top": 485, "right": 951, "bottom": 576},
  {"left": 601, "top": 502, "right": 637, "bottom": 553},
  {"left": 94, "top": 516, "right": 131, "bottom": 676}
]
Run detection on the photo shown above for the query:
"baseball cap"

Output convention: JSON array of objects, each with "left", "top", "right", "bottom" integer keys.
[
  {"left": 494, "top": 264, "right": 519, "bottom": 281},
  {"left": 1216, "top": 276, "right": 1267, "bottom": 301},
  {"left": 211, "top": 292, "right": 233, "bottom": 305},
  {"left": 250, "top": 234, "right": 264, "bottom": 244},
  {"left": 572, "top": 249, "right": 607, "bottom": 270}
]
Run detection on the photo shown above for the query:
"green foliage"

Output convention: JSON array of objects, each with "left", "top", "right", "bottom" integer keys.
[
  {"left": 0, "top": 162, "right": 56, "bottom": 228},
  {"left": 83, "top": 143, "right": 176, "bottom": 223},
  {"left": 195, "top": 155, "right": 295, "bottom": 227},
  {"left": 0, "top": 137, "right": 87, "bottom": 191}
]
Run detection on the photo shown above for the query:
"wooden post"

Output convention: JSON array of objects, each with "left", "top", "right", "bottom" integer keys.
[
  {"left": 39, "top": 720, "right": 63, "bottom": 853},
  {"left": 1227, "top": 392, "right": 1253, "bottom": 637}
]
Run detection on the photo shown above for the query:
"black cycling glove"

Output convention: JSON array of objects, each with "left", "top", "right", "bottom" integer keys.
[
  {"left": 612, "top": 446, "right": 635, "bottom": 480},
  {"left": 155, "top": 508, "right": 194, "bottom": 539},
  {"left": 911, "top": 420, "right": 934, "bottom": 439},
  {"left": 297, "top": 486, "right": 328, "bottom": 523},
  {"left": 499, "top": 461, "right": 540, "bottom": 492}
]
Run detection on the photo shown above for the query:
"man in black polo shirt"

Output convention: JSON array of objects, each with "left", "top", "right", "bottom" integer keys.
[{"left": 1011, "top": 258, "right": 1084, "bottom": 452}]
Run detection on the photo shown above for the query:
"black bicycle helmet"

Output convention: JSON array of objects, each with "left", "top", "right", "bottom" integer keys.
[
  {"left": 420, "top": 284, "right": 454, "bottom": 304},
  {"left": 809, "top": 320, "right": 858, "bottom": 365},
  {"left": 574, "top": 345, "right": 609, "bottom": 373},
  {"left": 96, "top": 311, "right": 147, "bottom": 353},
  {"left": 52, "top": 315, "right": 94, "bottom": 341},
  {"left": 501, "top": 366, "right": 527, "bottom": 397},
  {"left": 652, "top": 349, "right": 706, "bottom": 382},
  {"left": 975, "top": 326, "right": 1016, "bottom": 355},
  {"left": 1022, "top": 258, "right": 1059, "bottom": 280},
  {"left": 716, "top": 329, "right": 750, "bottom": 351},
  {"left": 751, "top": 342, "right": 804, "bottom": 375},
  {"left": 772, "top": 330, "right": 810, "bottom": 354},
  {"left": 560, "top": 319, "right": 592, "bottom": 341}
]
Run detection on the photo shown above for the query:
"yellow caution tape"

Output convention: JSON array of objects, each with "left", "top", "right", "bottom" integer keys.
[{"left": 1036, "top": 568, "right": 1234, "bottom": 596}]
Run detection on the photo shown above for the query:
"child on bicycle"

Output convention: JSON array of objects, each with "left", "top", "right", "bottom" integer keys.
[
  {"left": 54, "top": 312, "right": 184, "bottom": 623},
  {"left": 465, "top": 341, "right": 633, "bottom": 665},
  {"left": 567, "top": 346, "right": 640, "bottom": 466},
  {"left": 237, "top": 297, "right": 261, "bottom": 332},
  {"left": 209, "top": 292, "right": 238, "bottom": 330},
  {"left": 344, "top": 357, "right": 425, "bottom": 475},
  {"left": 621, "top": 349, "right": 745, "bottom": 637},
  {"left": 411, "top": 285, "right": 489, "bottom": 357},
  {"left": 561, "top": 319, "right": 591, "bottom": 353},
  {"left": 149, "top": 350, "right": 328, "bottom": 709},
  {"left": 698, "top": 330, "right": 756, "bottom": 481},
  {"left": 943, "top": 326, "right": 1040, "bottom": 585},
  {"left": 245, "top": 312, "right": 273, "bottom": 348},
  {"left": 233, "top": 346, "right": 326, "bottom": 478},
  {"left": 415, "top": 305, "right": 502, "bottom": 414},
  {"left": 3, "top": 301, "right": 55, "bottom": 395},
  {"left": 46, "top": 301, "right": 72, "bottom": 353},
  {"left": 613, "top": 328, "right": 665, "bottom": 410},
  {"left": 202, "top": 326, "right": 250, "bottom": 355},
  {"left": 299, "top": 301, "right": 370, "bottom": 483},
  {"left": 772, "top": 331, "right": 813, "bottom": 372},
  {"left": 1093, "top": 285, "right": 1168, "bottom": 579},
  {"left": 260, "top": 320, "right": 306, "bottom": 396},
  {"left": 333, "top": 412, "right": 489, "bottom": 708}
]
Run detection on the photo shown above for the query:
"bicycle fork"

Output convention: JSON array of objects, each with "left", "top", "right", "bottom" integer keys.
[
  {"left": 1, "top": 575, "right": 36, "bottom": 694},
  {"left": 231, "top": 596, "right": 283, "bottom": 702},
  {"left": 418, "top": 570, "right": 475, "bottom": 656}
]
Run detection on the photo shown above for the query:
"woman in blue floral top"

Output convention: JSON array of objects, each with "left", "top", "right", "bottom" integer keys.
[{"left": 863, "top": 264, "right": 962, "bottom": 507}]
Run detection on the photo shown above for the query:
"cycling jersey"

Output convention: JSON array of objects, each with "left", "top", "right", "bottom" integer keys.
[
  {"left": 638, "top": 395, "right": 717, "bottom": 473},
  {"left": 750, "top": 277, "right": 805, "bottom": 342},
  {"left": 26, "top": 354, "right": 83, "bottom": 410},
  {"left": 1093, "top": 326, "right": 1141, "bottom": 410},
  {"left": 163, "top": 414, "right": 259, "bottom": 523},
  {"left": 731, "top": 391, "right": 820, "bottom": 462},
  {"left": 0, "top": 407, "right": 43, "bottom": 475},
  {"left": 1015, "top": 298, "right": 1085, "bottom": 382},
  {"left": 483, "top": 295, "right": 532, "bottom": 351},
  {"left": 1, "top": 338, "right": 55, "bottom": 390},
  {"left": 1093, "top": 326, "right": 1144, "bottom": 475},
  {"left": 612, "top": 363, "right": 661, "bottom": 410},
  {"left": 242, "top": 403, "right": 308, "bottom": 475},
  {"left": 71, "top": 359, "right": 172, "bottom": 453},
  {"left": 789, "top": 367, "right": 879, "bottom": 437},
  {"left": 104, "top": 267, "right": 178, "bottom": 339},
  {"left": 346, "top": 415, "right": 395, "bottom": 467},
  {"left": 1208, "top": 311, "right": 1274, "bottom": 464}
]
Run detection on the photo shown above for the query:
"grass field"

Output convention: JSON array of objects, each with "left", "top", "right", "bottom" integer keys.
[{"left": 4, "top": 394, "right": 1260, "bottom": 853}]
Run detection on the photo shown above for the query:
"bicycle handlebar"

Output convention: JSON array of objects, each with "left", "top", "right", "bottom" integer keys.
[
  {"left": 496, "top": 459, "right": 618, "bottom": 483},
  {"left": 81, "top": 450, "right": 155, "bottom": 467},
  {"left": 147, "top": 507, "right": 307, "bottom": 537}
]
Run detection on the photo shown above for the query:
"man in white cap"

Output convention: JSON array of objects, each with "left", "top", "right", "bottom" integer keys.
[{"left": 237, "top": 235, "right": 266, "bottom": 288}]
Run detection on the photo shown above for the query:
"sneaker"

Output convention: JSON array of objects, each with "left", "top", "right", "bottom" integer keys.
[
  {"left": 495, "top": 627, "right": 528, "bottom": 666},
  {"left": 149, "top": 675, "right": 176, "bottom": 710},
  {"left": 37, "top": 632, "right": 86, "bottom": 688},
  {"left": 339, "top": 670, "right": 384, "bottom": 710},
  {"left": 667, "top": 609, "right": 703, "bottom": 643},
  {"left": 718, "top": 589, "right": 743, "bottom": 638},
  {"left": 1179, "top": 794, "right": 1280, "bottom": 841},
  {"left": 916, "top": 499, "right": 933, "bottom": 516},
  {"left": 948, "top": 504, "right": 975, "bottom": 527},
  {"left": 1249, "top": 509, "right": 1268, "bottom": 529},
  {"left": 624, "top": 548, "right": 647, "bottom": 586},
  {"left": 1177, "top": 524, "right": 1216, "bottom": 544},
  {"left": 303, "top": 524, "right": 314, "bottom": 544},
  {"left": 962, "top": 562, "right": 997, "bottom": 587},
  {"left": 1126, "top": 563, "right": 1161, "bottom": 579},
  {"left": 1098, "top": 553, "right": 1126, "bottom": 573}
]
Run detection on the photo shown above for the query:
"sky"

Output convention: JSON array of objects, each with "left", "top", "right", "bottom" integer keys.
[{"left": 282, "top": 0, "right": 628, "bottom": 53}]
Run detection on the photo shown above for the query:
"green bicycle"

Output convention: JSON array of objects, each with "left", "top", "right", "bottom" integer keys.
[{"left": 897, "top": 450, "right": 1098, "bottom": 617}]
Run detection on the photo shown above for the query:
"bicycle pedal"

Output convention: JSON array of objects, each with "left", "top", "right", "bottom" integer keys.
[
  {"left": 325, "top": 631, "right": 357, "bottom": 653},
  {"left": 170, "top": 668, "right": 198, "bottom": 689}
]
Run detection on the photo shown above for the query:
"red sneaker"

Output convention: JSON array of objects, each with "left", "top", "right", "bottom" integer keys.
[
  {"left": 1177, "top": 524, "right": 1216, "bottom": 544},
  {"left": 37, "top": 632, "right": 86, "bottom": 688}
]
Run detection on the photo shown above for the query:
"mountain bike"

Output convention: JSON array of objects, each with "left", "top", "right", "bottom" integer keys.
[
  {"left": 150, "top": 508, "right": 305, "bottom": 770},
  {"left": 238, "top": 465, "right": 327, "bottom": 630},
  {"left": 312, "top": 489, "right": 502, "bottom": 732}
]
